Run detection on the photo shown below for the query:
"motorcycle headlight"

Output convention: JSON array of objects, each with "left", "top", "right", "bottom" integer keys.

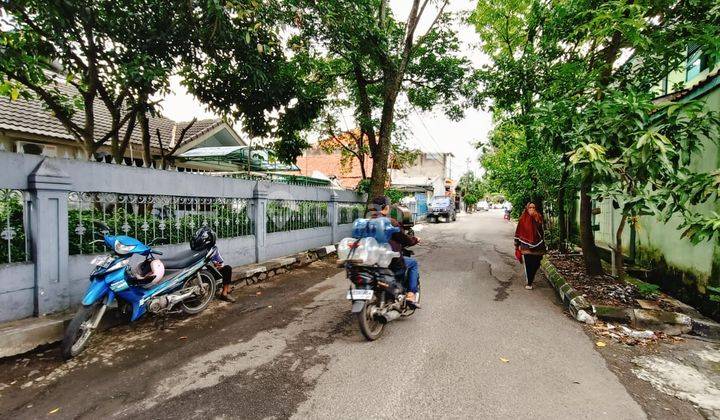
[{"left": 114, "top": 241, "right": 135, "bottom": 255}]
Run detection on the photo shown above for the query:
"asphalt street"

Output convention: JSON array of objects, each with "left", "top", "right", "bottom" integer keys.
[{"left": 0, "top": 210, "right": 646, "bottom": 419}]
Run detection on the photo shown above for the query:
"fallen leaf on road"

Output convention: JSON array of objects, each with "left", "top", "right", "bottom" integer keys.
[
  {"left": 48, "top": 408, "right": 60, "bottom": 414},
  {"left": 178, "top": 336, "right": 187, "bottom": 340},
  {"left": 596, "top": 341, "right": 606, "bottom": 347},
  {"left": 499, "top": 357, "right": 510, "bottom": 363}
]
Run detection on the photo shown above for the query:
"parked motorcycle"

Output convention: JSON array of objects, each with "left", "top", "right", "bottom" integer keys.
[
  {"left": 338, "top": 218, "right": 420, "bottom": 341},
  {"left": 61, "top": 224, "right": 220, "bottom": 359}
]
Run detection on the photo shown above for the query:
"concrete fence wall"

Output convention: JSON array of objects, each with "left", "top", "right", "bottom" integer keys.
[{"left": 0, "top": 152, "right": 364, "bottom": 323}]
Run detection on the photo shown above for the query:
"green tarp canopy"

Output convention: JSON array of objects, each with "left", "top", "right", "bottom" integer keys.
[{"left": 178, "top": 146, "right": 299, "bottom": 172}]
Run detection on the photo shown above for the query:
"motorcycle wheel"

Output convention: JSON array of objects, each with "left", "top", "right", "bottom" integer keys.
[
  {"left": 180, "top": 272, "right": 216, "bottom": 314},
  {"left": 61, "top": 302, "right": 101, "bottom": 359},
  {"left": 356, "top": 297, "right": 384, "bottom": 341}
]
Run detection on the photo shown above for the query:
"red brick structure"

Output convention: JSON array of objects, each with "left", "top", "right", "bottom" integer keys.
[{"left": 296, "top": 146, "right": 373, "bottom": 189}]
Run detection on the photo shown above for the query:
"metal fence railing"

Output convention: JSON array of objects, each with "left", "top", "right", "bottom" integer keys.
[
  {"left": 68, "top": 193, "right": 254, "bottom": 255},
  {"left": 266, "top": 200, "right": 329, "bottom": 233},
  {"left": 338, "top": 203, "right": 366, "bottom": 225},
  {"left": 0, "top": 189, "right": 29, "bottom": 264}
]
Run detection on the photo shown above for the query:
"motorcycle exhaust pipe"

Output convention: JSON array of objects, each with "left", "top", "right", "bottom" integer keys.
[
  {"left": 378, "top": 309, "right": 401, "bottom": 324},
  {"left": 148, "top": 287, "right": 198, "bottom": 313}
]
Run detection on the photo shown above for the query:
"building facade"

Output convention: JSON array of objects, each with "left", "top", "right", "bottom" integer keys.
[
  {"left": 0, "top": 88, "right": 248, "bottom": 172},
  {"left": 590, "top": 48, "right": 719, "bottom": 312}
]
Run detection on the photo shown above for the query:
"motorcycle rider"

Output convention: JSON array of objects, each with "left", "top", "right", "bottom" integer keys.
[{"left": 369, "top": 196, "right": 421, "bottom": 306}]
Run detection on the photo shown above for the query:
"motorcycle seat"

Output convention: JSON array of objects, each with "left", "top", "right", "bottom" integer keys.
[{"left": 162, "top": 248, "right": 207, "bottom": 269}]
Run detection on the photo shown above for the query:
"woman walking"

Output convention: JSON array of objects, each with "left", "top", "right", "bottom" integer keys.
[{"left": 514, "top": 203, "right": 546, "bottom": 290}]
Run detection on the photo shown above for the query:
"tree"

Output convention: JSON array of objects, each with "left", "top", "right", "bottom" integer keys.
[
  {"left": 457, "top": 171, "right": 488, "bottom": 203},
  {"left": 0, "top": 0, "right": 195, "bottom": 165},
  {"left": 179, "top": 1, "right": 334, "bottom": 165},
  {"left": 289, "top": 0, "right": 478, "bottom": 199},
  {"left": 479, "top": 118, "right": 563, "bottom": 216},
  {"left": 571, "top": 93, "right": 720, "bottom": 275},
  {"left": 474, "top": 0, "right": 720, "bottom": 275}
]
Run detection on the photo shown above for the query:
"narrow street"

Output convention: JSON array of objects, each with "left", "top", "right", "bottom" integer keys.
[{"left": 2, "top": 211, "right": 647, "bottom": 419}]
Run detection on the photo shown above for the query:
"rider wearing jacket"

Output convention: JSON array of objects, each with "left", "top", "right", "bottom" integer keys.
[{"left": 370, "top": 196, "right": 420, "bottom": 305}]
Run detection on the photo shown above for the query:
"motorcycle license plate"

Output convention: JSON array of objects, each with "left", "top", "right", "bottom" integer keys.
[{"left": 346, "top": 289, "right": 374, "bottom": 300}]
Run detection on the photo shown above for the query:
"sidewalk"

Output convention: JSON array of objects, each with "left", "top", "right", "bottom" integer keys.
[{"left": 0, "top": 245, "right": 336, "bottom": 359}]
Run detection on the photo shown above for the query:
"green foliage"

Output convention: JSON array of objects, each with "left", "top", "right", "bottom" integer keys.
[
  {"left": 0, "top": 190, "right": 27, "bottom": 263},
  {"left": 474, "top": 0, "right": 720, "bottom": 263},
  {"left": 0, "top": 0, "right": 195, "bottom": 158},
  {"left": 480, "top": 119, "right": 563, "bottom": 213},
  {"left": 458, "top": 171, "right": 488, "bottom": 201},
  {"left": 180, "top": 1, "right": 336, "bottom": 164},
  {"left": 287, "top": 0, "right": 478, "bottom": 195},
  {"left": 544, "top": 223, "right": 561, "bottom": 250},
  {"left": 624, "top": 275, "right": 662, "bottom": 299},
  {"left": 385, "top": 189, "right": 405, "bottom": 204},
  {"left": 67, "top": 204, "right": 253, "bottom": 255},
  {"left": 356, "top": 179, "right": 371, "bottom": 195},
  {"left": 462, "top": 193, "right": 479, "bottom": 206},
  {"left": 338, "top": 204, "right": 366, "bottom": 224},
  {"left": 709, "top": 286, "right": 720, "bottom": 303},
  {"left": 266, "top": 201, "right": 329, "bottom": 233}
]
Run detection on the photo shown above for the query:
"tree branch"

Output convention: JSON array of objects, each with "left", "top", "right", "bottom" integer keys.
[
  {"left": 163, "top": 118, "right": 198, "bottom": 162},
  {"left": 7, "top": 70, "right": 86, "bottom": 139},
  {"left": 413, "top": 0, "right": 449, "bottom": 50}
]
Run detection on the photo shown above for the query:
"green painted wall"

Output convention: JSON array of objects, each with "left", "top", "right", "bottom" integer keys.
[{"left": 594, "top": 86, "right": 719, "bottom": 293}]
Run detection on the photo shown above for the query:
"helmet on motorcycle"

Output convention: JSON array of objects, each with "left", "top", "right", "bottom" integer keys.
[{"left": 191, "top": 226, "right": 216, "bottom": 251}]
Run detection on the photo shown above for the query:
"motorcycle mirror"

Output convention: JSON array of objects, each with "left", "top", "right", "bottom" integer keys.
[{"left": 93, "top": 221, "right": 111, "bottom": 236}]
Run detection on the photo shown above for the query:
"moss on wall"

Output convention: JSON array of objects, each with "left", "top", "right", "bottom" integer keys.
[{"left": 634, "top": 245, "right": 719, "bottom": 321}]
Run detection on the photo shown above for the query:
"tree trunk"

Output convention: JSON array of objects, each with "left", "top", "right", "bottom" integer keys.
[
  {"left": 613, "top": 213, "right": 628, "bottom": 276},
  {"left": 368, "top": 82, "right": 399, "bottom": 200},
  {"left": 358, "top": 153, "right": 367, "bottom": 179},
  {"left": 138, "top": 111, "right": 153, "bottom": 168},
  {"left": 579, "top": 169, "right": 603, "bottom": 275},
  {"left": 368, "top": 127, "right": 393, "bottom": 199},
  {"left": 557, "top": 157, "right": 570, "bottom": 253}
]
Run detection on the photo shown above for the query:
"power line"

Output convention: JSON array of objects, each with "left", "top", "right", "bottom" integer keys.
[{"left": 410, "top": 106, "right": 445, "bottom": 156}]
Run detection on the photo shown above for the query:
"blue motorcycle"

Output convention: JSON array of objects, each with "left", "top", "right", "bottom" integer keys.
[{"left": 61, "top": 225, "right": 219, "bottom": 359}]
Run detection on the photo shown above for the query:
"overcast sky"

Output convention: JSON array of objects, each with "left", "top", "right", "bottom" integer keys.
[{"left": 160, "top": 0, "right": 491, "bottom": 178}]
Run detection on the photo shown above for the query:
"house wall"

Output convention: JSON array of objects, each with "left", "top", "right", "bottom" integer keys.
[
  {"left": 0, "top": 151, "right": 364, "bottom": 323},
  {"left": 592, "top": 86, "right": 720, "bottom": 315},
  {"left": 0, "top": 132, "right": 81, "bottom": 159},
  {"left": 390, "top": 153, "right": 449, "bottom": 196},
  {"left": 0, "top": 128, "right": 243, "bottom": 172}
]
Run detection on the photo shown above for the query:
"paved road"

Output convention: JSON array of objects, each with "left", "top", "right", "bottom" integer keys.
[{"left": 0, "top": 211, "right": 645, "bottom": 419}]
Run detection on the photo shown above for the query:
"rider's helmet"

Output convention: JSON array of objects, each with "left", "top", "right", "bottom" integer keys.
[{"left": 191, "top": 226, "right": 216, "bottom": 251}]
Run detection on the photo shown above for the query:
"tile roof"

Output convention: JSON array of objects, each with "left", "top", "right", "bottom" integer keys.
[
  {"left": 0, "top": 80, "right": 222, "bottom": 151},
  {"left": 653, "top": 67, "right": 720, "bottom": 104}
]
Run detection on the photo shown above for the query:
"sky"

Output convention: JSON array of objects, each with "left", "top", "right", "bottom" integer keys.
[{"left": 160, "top": 0, "right": 492, "bottom": 178}]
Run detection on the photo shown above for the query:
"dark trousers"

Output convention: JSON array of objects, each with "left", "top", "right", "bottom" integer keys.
[
  {"left": 522, "top": 254, "right": 542, "bottom": 286},
  {"left": 218, "top": 265, "right": 232, "bottom": 286}
]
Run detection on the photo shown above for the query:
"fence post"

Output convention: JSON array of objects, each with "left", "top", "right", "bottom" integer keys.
[
  {"left": 253, "top": 182, "right": 269, "bottom": 263},
  {"left": 329, "top": 191, "right": 338, "bottom": 244},
  {"left": 28, "top": 159, "right": 71, "bottom": 316}
]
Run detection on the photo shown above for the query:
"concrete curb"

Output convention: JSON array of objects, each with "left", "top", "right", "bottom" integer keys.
[
  {"left": 540, "top": 258, "right": 595, "bottom": 323},
  {"left": 0, "top": 244, "right": 338, "bottom": 360},
  {"left": 0, "top": 315, "right": 71, "bottom": 359},
  {"left": 541, "top": 258, "right": 720, "bottom": 338},
  {"left": 232, "top": 245, "right": 336, "bottom": 286}
]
